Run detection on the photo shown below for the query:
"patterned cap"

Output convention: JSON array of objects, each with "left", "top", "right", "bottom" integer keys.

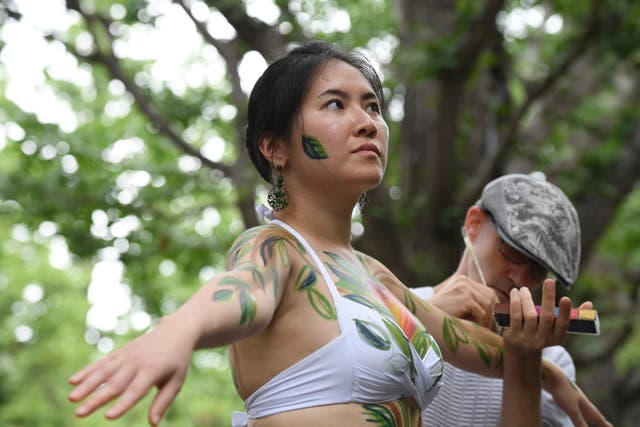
[{"left": 478, "top": 172, "right": 581, "bottom": 288}]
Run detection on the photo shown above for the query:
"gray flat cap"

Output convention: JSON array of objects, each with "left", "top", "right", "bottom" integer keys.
[{"left": 478, "top": 172, "right": 581, "bottom": 288}]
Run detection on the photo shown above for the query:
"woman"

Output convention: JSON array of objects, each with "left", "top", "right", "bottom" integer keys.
[{"left": 68, "top": 41, "right": 608, "bottom": 427}]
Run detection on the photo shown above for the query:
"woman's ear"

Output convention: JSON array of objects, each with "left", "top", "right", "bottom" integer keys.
[
  {"left": 464, "top": 205, "right": 489, "bottom": 241},
  {"left": 258, "top": 133, "right": 288, "bottom": 168}
]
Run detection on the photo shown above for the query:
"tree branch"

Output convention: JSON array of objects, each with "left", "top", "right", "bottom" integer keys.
[
  {"left": 64, "top": 0, "right": 233, "bottom": 177},
  {"left": 459, "top": 0, "right": 601, "bottom": 204},
  {"left": 454, "top": 0, "right": 506, "bottom": 74},
  {"left": 201, "top": 0, "right": 286, "bottom": 61}
]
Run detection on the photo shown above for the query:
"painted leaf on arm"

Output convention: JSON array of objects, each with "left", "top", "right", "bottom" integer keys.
[
  {"left": 239, "top": 289, "right": 257, "bottom": 325},
  {"left": 212, "top": 289, "right": 234, "bottom": 301},
  {"left": 442, "top": 316, "right": 469, "bottom": 353},
  {"left": 471, "top": 339, "right": 492, "bottom": 368}
]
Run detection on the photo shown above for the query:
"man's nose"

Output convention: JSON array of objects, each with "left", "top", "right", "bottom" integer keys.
[{"left": 507, "top": 264, "right": 533, "bottom": 289}]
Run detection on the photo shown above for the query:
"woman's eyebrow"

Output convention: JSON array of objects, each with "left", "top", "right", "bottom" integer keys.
[{"left": 317, "top": 88, "right": 378, "bottom": 102}]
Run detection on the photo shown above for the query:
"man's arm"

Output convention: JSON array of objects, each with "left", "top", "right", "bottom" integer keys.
[{"left": 413, "top": 275, "right": 499, "bottom": 329}]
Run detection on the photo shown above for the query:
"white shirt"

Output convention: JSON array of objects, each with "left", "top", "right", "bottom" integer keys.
[{"left": 413, "top": 286, "right": 574, "bottom": 427}]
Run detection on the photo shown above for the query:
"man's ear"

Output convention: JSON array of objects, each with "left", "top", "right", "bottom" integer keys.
[
  {"left": 258, "top": 133, "right": 288, "bottom": 167},
  {"left": 464, "top": 205, "right": 489, "bottom": 241}
]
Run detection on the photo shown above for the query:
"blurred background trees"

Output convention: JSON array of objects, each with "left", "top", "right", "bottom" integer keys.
[{"left": 1, "top": 0, "right": 639, "bottom": 425}]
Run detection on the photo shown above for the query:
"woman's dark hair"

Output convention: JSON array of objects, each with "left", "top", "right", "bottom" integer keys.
[{"left": 245, "top": 40, "right": 384, "bottom": 183}]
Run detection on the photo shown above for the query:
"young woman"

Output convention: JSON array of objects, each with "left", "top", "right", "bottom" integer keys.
[{"left": 68, "top": 41, "right": 609, "bottom": 427}]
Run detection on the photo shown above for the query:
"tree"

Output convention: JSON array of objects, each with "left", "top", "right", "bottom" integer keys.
[{"left": 1, "top": 0, "right": 639, "bottom": 425}]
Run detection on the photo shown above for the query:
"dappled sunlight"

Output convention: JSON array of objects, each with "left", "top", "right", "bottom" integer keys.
[
  {"left": 498, "top": 6, "right": 564, "bottom": 40},
  {"left": 102, "top": 137, "right": 146, "bottom": 163}
]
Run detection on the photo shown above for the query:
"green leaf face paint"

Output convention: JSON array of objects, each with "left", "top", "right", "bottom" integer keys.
[{"left": 302, "top": 135, "right": 329, "bottom": 159}]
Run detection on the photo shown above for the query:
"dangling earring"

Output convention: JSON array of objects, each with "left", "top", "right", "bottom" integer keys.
[
  {"left": 267, "top": 165, "right": 289, "bottom": 212},
  {"left": 357, "top": 192, "right": 367, "bottom": 214}
]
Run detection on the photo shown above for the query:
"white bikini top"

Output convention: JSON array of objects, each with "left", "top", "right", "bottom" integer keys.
[{"left": 232, "top": 219, "right": 443, "bottom": 426}]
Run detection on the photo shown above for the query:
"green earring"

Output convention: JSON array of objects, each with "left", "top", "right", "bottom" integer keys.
[
  {"left": 267, "top": 165, "right": 289, "bottom": 212},
  {"left": 358, "top": 192, "right": 367, "bottom": 214}
]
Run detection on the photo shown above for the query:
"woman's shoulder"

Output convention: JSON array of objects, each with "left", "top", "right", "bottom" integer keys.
[
  {"left": 353, "top": 250, "right": 392, "bottom": 276},
  {"left": 354, "top": 250, "right": 404, "bottom": 289},
  {"left": 227, "top": 224, "right": 306, "bottom": 266}
]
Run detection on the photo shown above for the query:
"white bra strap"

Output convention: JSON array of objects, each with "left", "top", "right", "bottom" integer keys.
[{"left": 270, "top": 219, "right": 342, "bottom": 303}]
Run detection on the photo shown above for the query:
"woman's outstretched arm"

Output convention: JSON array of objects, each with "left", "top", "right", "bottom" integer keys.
[
  {"left": 67, "top": 225, "right": 295, "bottom": 426},
  {"left": 370, "top": 258, "right": 611, "bottom": 427}
]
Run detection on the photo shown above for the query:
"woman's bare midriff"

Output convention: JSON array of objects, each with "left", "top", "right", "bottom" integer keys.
[{"left": 248, "top": 399, "right": 422, "bottom": 427}]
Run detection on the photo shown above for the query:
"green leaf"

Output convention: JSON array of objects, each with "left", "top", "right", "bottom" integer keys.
[
  {"left": 354, "top": 319, "right": 392, "bottom": 350},
  {"left": 362, "top": 403, "right": 396, "bottom": 426},
  {"left": 471, "top": 339, "right": 492, "bottom": 368},
  {"left": 301, "top": 135, "right": 329, "bottom": 159},
  {"left": 308, "top": 288, "right": 337, "bottom": 320},
  {"left": 239, "top": 290, "right": 257, "bottom": 325},
  {"left": 295, "top": 264, "right": 317, "bottom": 290},
  {"left": 212, "top": 289, "right": 234, "bottom": 301},
  {"left": 442, "top": 317, "right": 469, "bottom": 353}
]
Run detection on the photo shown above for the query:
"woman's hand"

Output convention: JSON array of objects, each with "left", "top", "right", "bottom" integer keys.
[
  {"left": 503, "top": 279, "right": 571, "bottom": 354},
  {"left": 68, "top": 316, "right": 196, "bottom": 426},
  {"left": 529, "top": 281, "right": 613, "bottom": 427},
  {"left": 499, "top": 280, "right": 570, "bottom": 427}
]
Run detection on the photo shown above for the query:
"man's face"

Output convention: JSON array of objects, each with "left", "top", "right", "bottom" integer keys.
[{"left": 473, "top": 217, "right": 548, "bottom": 304}]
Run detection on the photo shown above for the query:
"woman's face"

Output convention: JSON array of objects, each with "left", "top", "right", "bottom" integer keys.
[{"left": 287, "top": 59, "right": 389, "bottom": 192}]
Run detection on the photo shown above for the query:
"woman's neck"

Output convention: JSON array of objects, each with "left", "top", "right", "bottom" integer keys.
[{"left": 272, "top": 198, "right": 355, "bottom": 249}]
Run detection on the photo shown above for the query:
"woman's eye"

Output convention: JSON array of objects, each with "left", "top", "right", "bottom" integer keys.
[
  {"left": 326, "top": 99, "right": 344, "bottom": 110},
  {"left": 366, "top": 102, "right": 381, "bottom": 114}
]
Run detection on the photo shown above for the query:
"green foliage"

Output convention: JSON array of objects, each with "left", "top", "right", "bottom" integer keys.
[{"left": 2, "top": 0, "right": 640, "bottom": 425}]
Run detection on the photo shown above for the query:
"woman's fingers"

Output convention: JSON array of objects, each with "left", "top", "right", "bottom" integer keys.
[
  {"left": 552, "top": 296, "right": 571, "bottom": 344},
  {"left": 520, "top": 287, "right": 539, "bottom": 337},
  {"left": 105, "top": 371, "right": 159, "bottom": 420},
  {"left": 508, "top": 287, "right": 523, "bottom": 333},
  {"left": 68, "top": 354, "right": 123, "bottom": 405},
  {"left": 537, "top": 280, "right": 557, "bottom": 339},
  {"left": 76, "top": 365, "right": 135, "bottom": 417},
  {"left": 148, "top": 376, "right": 185, "bottom": 426},
  {"left": 506, "top": 282, "right": 571, "bottom": 349}
]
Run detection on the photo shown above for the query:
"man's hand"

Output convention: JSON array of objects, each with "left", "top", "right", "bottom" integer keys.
[{"left": 430, "top": 274, "right": 499, "bottom": 330}]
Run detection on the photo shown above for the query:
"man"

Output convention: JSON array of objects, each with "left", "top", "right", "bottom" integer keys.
[{"left": 414, "top": 172, "right": 582, "bottom": 426}]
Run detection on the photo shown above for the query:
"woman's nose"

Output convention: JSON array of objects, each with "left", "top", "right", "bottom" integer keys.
[{"left": 354, "top": 109, "right": 377, "bottom": 138}]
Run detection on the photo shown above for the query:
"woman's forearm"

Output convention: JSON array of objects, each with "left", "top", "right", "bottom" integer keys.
[
  {"left": 384, "top": 275, "right": 505, "bottom": 377},
  {"left": 500, "top": 349, "right": 542, "bottom": 426}
]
